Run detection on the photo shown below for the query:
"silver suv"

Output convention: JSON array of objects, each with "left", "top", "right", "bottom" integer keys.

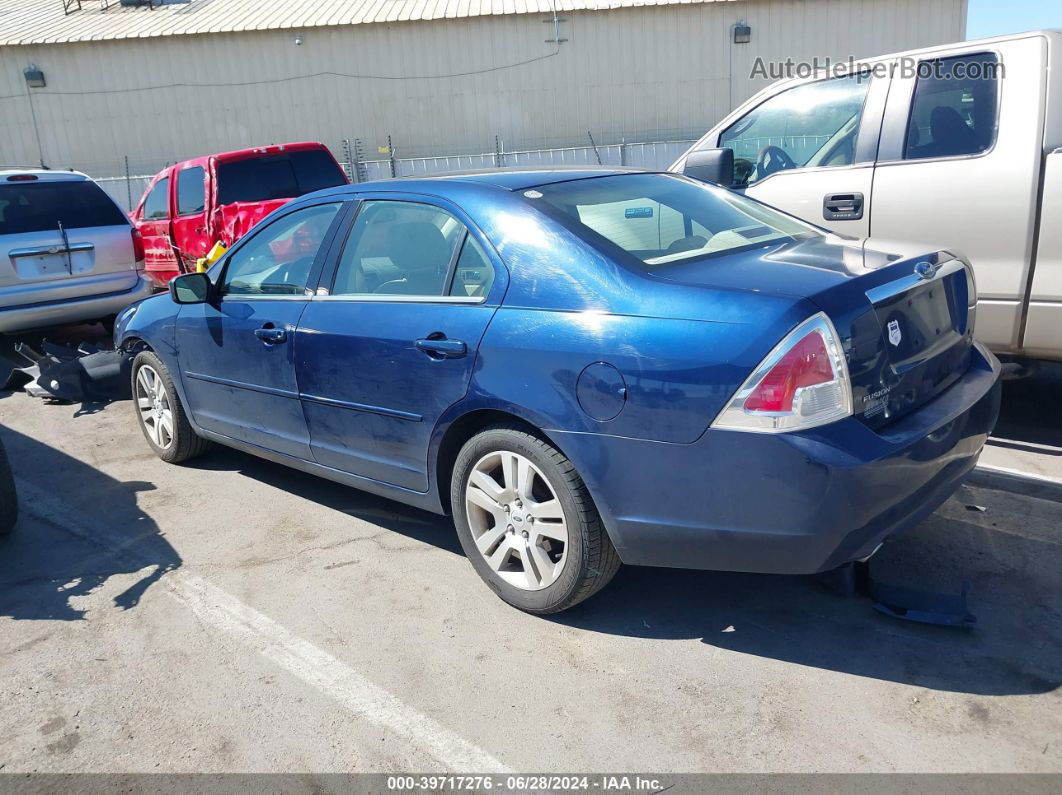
[{"left": 0, "top": 169, "right": 154, "bottom": 333}]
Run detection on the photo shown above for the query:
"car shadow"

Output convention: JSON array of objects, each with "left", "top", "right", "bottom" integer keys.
[
  {"left": 186, "top": 446, "right": 464, "bottom": 556},
  {"left": 553, "top": 485, "right": 1062, "bottom": 697},
  {"left": 990, "top": 362, "right": 1062, "bottom": 452},
  {"left": 0, "top": 426, "right": 181, "bottom": 621},
  {"left": 175, "top": 443, "right": 1061, "bottom": 698}
]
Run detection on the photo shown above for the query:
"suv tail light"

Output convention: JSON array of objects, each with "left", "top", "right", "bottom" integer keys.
[
  {"left": 131, "top": 227, "right": 145, "bottom": 269},
  {"left": 711, "top": 312, "right": 852, "bottom": 433}
]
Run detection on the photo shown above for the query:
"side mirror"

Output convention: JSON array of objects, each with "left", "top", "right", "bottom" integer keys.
[
  {"left": 683, "top": 148, "right": 735, "bottom": 187},
  {"left": 169, "top": 272, "right": 213, "bottom": 304}
]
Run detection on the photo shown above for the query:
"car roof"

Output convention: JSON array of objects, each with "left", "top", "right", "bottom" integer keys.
[
  {"left": 312, "top": 167, "right": 655, "bottom": 200},
  {"left": 0, "top": 168, "right": 90, "bottom": 183}
]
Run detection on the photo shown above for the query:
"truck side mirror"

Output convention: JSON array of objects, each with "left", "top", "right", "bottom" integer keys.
[
  {"left": 169, "top": 272, "right": 213, "bottom": 305},
  {"left": 683, "top": 148, "right": 735, "bottom": 187}
]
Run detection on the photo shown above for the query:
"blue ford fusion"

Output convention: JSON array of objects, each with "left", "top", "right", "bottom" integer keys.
[{"left": 115, "top": 169, "right": 1001, "bottom": 614}]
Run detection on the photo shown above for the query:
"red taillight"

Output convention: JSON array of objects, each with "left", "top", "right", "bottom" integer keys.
[
  {"left": 711, "top": 313, "right": 852, "bottom": 433},
  {"left": 743, "top": 331, "right": 834, "bottom": 413},
  {"left": 7, "top": 174, "right": 38, "bottom": 181},
  {"left": 131, "top": 228, "right": 145, "bottom": 267}
]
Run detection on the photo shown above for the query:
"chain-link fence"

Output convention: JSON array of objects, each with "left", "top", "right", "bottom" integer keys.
[{"left": 89, "top": 137, "right": 700, "bottom": 211}]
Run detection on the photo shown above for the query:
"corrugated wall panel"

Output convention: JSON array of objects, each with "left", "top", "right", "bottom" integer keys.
[{"left": 0, "top": 0, "right": 964, "bottom": 178}]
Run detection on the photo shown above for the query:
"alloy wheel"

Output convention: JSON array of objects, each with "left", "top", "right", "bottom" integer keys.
[
  {"left": 464, "top": 450, "right": 569, "bottom": 591},
  {"left": 135, "top": 364, "right": 175, "bottom": 450}
]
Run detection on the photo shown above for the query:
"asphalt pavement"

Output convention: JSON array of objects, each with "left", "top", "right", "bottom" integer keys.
[{"left": 0, "top": 327, "right": 1059, "bottom": 775}]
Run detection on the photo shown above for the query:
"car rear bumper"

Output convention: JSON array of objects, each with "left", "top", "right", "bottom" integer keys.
[
  {"left": 0, "top": 275, "right": 156, "bottom": 334},
  {"left": 551, "top": 342, "right": 1002, "bottom": 574}
]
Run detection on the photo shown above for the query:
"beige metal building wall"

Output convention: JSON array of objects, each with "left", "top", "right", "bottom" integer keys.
[{"left": 0, "top": 0, "right": 965, "bottom": 177}]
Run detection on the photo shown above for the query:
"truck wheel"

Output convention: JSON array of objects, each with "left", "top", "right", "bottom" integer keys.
[
  {"left": 131, "top": 351, "right": 211, "bottom": 464},
  {"left": 0, "top": 434, "right": 17, "bottom": 535},
  {"left": 451, "top": 424, "right": 620, "bottom": 614}
]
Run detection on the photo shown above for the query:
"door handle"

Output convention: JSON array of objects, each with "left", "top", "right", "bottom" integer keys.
[
  {"left": 254, "top": 326, "right": 287, "bottom": 345},
  {"left": 822, "top": 192, "right": 864, "bottom": 221},
  {"left": 415, "top": 336, "right": 467, "bottom": 359}
]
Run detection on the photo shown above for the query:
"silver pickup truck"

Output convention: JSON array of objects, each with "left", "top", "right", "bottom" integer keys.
[{"left": 673, "top": 30, "right": 1062, "bottom": 362}]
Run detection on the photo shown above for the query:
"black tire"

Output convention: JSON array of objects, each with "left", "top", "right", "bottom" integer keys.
[
  {"left": 451, "top": 424, "right": 620, "bottom": 614},
  {"left": 0, "top": 434, "right": 17, "bottom": 535},
  {"left": 131, "top": 350, "right": 212, "bottom": 464}
]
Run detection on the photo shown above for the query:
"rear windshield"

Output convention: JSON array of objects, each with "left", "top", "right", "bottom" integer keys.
[
  {"left": 0, "top": 180, "right": 128, "bottom": 235},
  {"left": 216, "top": 149, "right": 346, "bottom": 205},
  {"left": 530, "top": 173, "right": 814, "bottom": 267}
]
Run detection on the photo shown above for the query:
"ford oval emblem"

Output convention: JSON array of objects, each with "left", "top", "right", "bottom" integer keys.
[{"left": 915, "top": 260, "right": 939, "bottom": 280}]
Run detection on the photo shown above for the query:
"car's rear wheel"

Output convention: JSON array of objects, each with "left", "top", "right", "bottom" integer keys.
[
  {"left": 131, "top": 351, "right": 211, "bottom": 464},
  {"left": 451, "top": 424, "right": 620, "bottom": 614}
]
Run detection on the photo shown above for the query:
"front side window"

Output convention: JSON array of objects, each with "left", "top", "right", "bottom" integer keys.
[
  {"left": 176, "top": 167, "right": 206, "bottom": 215},
  {"left": 142, "top": 177, "right": 169, "bottom": 220},
  {"left": 719, "top": 74, "right": 871, "bottom": 186},
  {"left": 532, "top": 173, "right": 813, "bottom": 268},
  {"left": 331, "top": 201, "right": 466, "bottom": 297},
  {"left": 221, "top": 202, "right": 341, "bottom": 296},
  {"left": 904, "top": 53, "right": 999, "bottom": 160}
]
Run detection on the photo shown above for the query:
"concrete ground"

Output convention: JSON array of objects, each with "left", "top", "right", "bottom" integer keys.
[{"left": 0, "top": 328, "right": 1060, "bottom": 774}]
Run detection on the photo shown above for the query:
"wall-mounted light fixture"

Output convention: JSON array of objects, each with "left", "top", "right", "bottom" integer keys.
[
  {"left": 23, "top": 64, "right": 46, "bottom": 88},
  {"left": 294, "top": 34, "right": 303, "bottom": 46},
  {"left": 733, "top": 22, "right": 752, "bottom": 44}
]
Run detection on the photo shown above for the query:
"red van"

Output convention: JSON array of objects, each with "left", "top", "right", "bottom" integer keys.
[{"left": 131, "top": 142, "right": 348, "bottom": 287}]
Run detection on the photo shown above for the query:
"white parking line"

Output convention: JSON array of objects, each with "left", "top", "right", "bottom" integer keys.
[
  {"left": 975, "top": 462, "right": 1062, "bottom": 487},
  {"left": 14, "top": 478, "right": 509, "bottom": 773}
]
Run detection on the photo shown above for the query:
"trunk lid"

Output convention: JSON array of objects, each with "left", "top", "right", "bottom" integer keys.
[{"left": 649, "top": 234, "right": 976, "bottom": 429}]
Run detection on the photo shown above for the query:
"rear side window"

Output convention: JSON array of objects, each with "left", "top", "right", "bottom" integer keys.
[
  {"left": 177, "top": 167, "right": 206, "bottom": 215},
  {"left": 216, "top": 149, "right": 346, "bottom": 205},
  {"left": 331, "top": 201, "right": 465, "bottom": 297},
  {"left": 143, "top": 177, "right": 169, "bottom": 220},
  {"left": 0, "top": 180, "right": 128, "bottom": 235},
  {"left": 904, "top": 53, "right": 999, "bottom": 160},
  {"left": 450, "top": 236, "right": 495, "bottom": 298}
]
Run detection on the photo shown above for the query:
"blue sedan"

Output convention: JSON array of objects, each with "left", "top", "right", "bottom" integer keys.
[{"left": 115, "top": 169, "right": 1001, "bottom": 614}]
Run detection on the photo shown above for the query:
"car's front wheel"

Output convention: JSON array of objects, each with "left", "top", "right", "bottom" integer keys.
[
  {"left": 451, "top": 424, "right": 620, "bottom": 614},
  {"left": 131, "top": 351, "right": 211, "bottom": 464}
]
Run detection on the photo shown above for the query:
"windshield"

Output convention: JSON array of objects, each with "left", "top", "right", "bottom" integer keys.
[
  {"left": 0, "top": 180, "right": 128, "bottom": 235},
  {"left": 216, "top": 149, "right": 346, "bottom": 205},
  {"left": 530, "top": 173, "right": 815, "bottom": 267}
]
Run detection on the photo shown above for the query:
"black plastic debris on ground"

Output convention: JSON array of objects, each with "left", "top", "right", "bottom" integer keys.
[
  {"left": 817, "top": 560, "right": 977, "bottom": 628},
  {"left": 5, "top": 340, "right": 131, "bottom": 403}
]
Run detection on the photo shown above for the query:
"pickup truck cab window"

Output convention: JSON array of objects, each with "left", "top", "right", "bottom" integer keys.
[
  {"left": 904, "top": 53, "right": 999, "bottom": 160},
  {"left": 176, "top": 166, "right": 206, "bottom": 215},
  {"left": 330, "top": 200, "right": 467, "bottom": 297},
  {"left": 216, "top": 150, "right": 346, "bottom": 204},
  {"left": 719, "top": 74, "right": 872, "bottom": 187},
  {"left": 142, "top": 177, "right": 169, "bottom": 220},
  {"left": 221, "top": 202, "right": 342, "bottom": 296}
]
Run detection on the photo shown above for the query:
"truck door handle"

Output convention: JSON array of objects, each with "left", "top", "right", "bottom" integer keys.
[
  {"left": 415, "top": 335, "right": 467, "bottom": 359},
  {"left": 823, "top": 192, "right": 864, "bottom": 221},
  {"left": 254, "top": 325, "right": 287, "bottom": 345}
]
